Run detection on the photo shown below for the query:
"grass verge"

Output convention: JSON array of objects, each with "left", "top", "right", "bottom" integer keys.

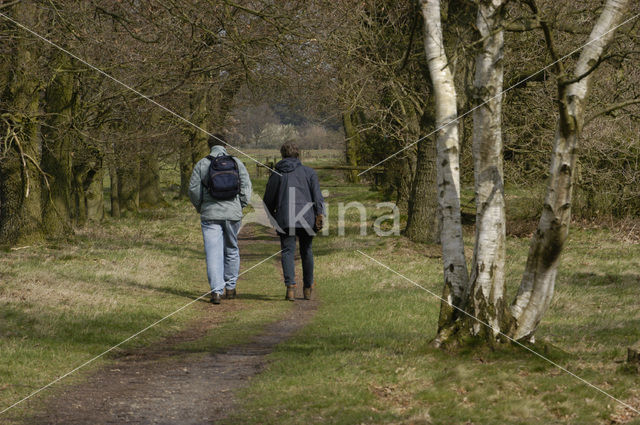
[
  {"left": 225, "top": 159, "right": 640, "bottom": 425},
  {"left": 0, "top": 168, "right": 291, "bottom": 420}
]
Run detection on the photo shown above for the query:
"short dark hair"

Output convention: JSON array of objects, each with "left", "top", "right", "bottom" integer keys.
[
  {"left": 208, "top": 134, "right": 227, "bottom": 149},
  {"left": 280, "top": 142, "right": 299, "bottom": 158}
]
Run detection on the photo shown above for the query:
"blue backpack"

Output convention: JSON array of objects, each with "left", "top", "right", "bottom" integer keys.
[{"left": 204, "top": 155, "right": 241, "bottom": 200}]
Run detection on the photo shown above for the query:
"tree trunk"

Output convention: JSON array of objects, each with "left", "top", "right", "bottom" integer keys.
[
  {"left": 395, "top": 152, "right": 416, "bottom": 212},
  {"left": 179, "top": 73, "right": 241, "bottom": 199},
  {"left": 85, "top": 166, "right": 105, "bottom": 222},
  {"left": 189, "top": 81, "right": 210, "bottom": 165},
  {"left": 139, "top": 111, "right": 165, "bottom": 209},
  {"left": 467, "top": 0, "right": 508, "bottom": 338},
  {"left": 108, "top": 151, "right": 120, "bottom": 218},
  {"left": 139, "top": 150, "right": 165, "bottom": 209},
  {"left": 73, "top": 165, "right": 88, "bottom": 226},
  {"left": 510, "top": 0, "right": 630, "bottom": 341},
  {"left": 117, "top": 144, "right": 140, "bottom": 214},
  {"left": 179, "top": 140, "right": 192, "bottom": 199},
  {"left": 421, "top": 0, "right": 470, "bottom": 336},
  {"left": 628, "top": 342, "right": 640, "bottom": 372},
  {"left": 72, "top": 149, "right": 104, "bottom": 226},
  {"left": 404, "top": 133, "right": 439, "bottom": 243},
  {"left": 342, "top": 111, "right": 361, "bottom": 183},
  {"left": 179, "top": 81, "right": 210, "bottom": 199},
  {"left": 41, "top": 52, "right": 74, "bottom": 237},
  {"left": 211, "top": 75, "right": 243, "bottom": 133},
  {"left": 0, "top": 1, "right": 43, "bottom": 246},
  {"left": 444, "top": 0, "right": 476, "bottom": 182}
]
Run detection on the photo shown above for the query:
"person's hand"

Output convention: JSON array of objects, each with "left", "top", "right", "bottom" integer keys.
[{"left": 315, "top": 214, "right": 324, "bottom": 231}]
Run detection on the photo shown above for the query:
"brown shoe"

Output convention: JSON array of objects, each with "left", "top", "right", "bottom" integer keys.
[
  {"left": 303, "top": 287, "right": 312, "bottom": 300},
  {"left": 225, "top": 288, "right": 236, "bottom": 299},
  {"left": 210, "top": 293, "right": 221, "bottom": 304},
  {"left": 285, "top": 286, "right": 295, "bottom": 301}
]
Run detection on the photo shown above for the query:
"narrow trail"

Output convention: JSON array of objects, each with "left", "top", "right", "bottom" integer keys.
[{"left": 19, "top": 289, "right": 317, "bottom": 425}]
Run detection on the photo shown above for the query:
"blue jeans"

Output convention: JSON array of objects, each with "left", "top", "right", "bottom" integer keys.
[
  {"left": 279, "top": 228, "right": 314, "bottom": 288},
  {"left": 201, "top": 219, "right": 241, "bottom": 295}
]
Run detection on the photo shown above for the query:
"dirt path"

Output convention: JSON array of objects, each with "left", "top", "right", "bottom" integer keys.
[{"left": 20, "top": 290, "right": 317, "bottom": 425}]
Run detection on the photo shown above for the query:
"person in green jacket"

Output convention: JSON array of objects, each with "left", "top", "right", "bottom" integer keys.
[{"left": 189, "top": 135, "right": 252, "bottom": 304}]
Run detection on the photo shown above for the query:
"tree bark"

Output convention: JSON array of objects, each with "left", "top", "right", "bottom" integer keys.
[
  {"left": 468, "top": 0, "right": 508, "bottom": 338},
  {"left": 510, "top": 0, "right": 630, "bottom": 341},
  {"left": 179, "top": 139, "right": 192, "bottom": 199},
  {"left": 117, "top": 143, "right": 140, "bottom": 214},
  {"left": 41, "top": 51, "right": 74, "bottom": 237},
  {"left": 444, "top": 0, "right": 476, "bottom": 176},
  {"left": 72, "top": 149, "right": 104, "bottom": 225},
  {"left": 628, "top": 342, "right": 640, "bottom": 371},
  {"left": 342, "top": 111, "right": 361, "bottom": 183},
  {"left": 211, "top": 75, "right": 243, "bottom": 133},
  {"left": 404, "top": 118, "right": 439, "bottom": 243},
  {"left": 85, "top": 166, "right": 105, "bottom": 222},
  {"left": 395, "top": 152, "right": 416, "bottom": 212},
  {"left": 189, "top": 81, "right": 210, "bottom": 165},
  {"left": 108, "top": 149, "right": 120, "bottom": 218},
  {"left": 180, "top": 80, "right": 209, "bottom": 199},
  {"left": 421, "top": 0, "right": 470, "bottom": 335},
  {"left": 139, "top": 149, "right": 165, "bottom": 209},
  {"left": 139, "top": 111, "right": 165, "bottom": 208},
  {"left": 0, "top": 1, "right": 43, "bottom": 246}
]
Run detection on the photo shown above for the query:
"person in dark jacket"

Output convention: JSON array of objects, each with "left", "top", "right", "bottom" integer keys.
[{"left": 263, "top": 142, "right": 325, "bottom": 301}]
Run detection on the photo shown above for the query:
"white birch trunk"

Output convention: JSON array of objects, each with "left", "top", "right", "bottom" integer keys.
[
  {"left": 421, "top": 0, "right": 469, "bottom": 330},
  {"left": 469, "top": 0, "right": 507, "bottom": 336},
  {"left": 511, "top": 0, "right": 630, "bottom": 340}
]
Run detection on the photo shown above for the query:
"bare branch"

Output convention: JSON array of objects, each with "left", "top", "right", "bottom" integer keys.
[{"left": 585, "top": 98, "right": 640, "bottom": 125}]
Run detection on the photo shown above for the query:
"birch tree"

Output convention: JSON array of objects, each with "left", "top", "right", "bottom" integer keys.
[
  {"left": 467, "top": 0, "right": 508, "bottom": 338},
  {"left": 421, "top": 0, "right": 470, "bottom": 331},
  {"left": 510, "top": 0, "right": 631, "bottom": 341},
  {"left": 422, "top": 0, "right": 632, "bottom": 345}
]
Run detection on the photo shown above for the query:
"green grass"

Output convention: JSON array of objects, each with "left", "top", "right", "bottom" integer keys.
[
  {"left": 0, "top": 165, "right": 292, "bottom": 420},
  {"left": 1, "top": 151, "right": 639, "bottom": 424},
  {"left": 223, "top": 158, "right": 640, "bottom": 425}
]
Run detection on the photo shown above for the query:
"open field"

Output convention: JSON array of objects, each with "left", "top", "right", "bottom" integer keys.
[
  {"left": 219, "top": 162, "right": 640, "bottom": 425},
  {"left": 1, "top": 153, "right": 639, "bottom": 424}
]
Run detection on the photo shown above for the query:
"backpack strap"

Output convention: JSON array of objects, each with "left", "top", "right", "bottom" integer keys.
[{"left": 201, "top": 155, "right": 214, "bottom": 188}]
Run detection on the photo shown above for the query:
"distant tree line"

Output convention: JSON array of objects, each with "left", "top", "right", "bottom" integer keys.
[
  {"left": 227, "top": 102, "right": 343, "bottom": 150},
  {"left": 2, "top": 0, "right": 639, "bottom": 249},
  {"left": 0, "top": 0, "right": 302, "bottom": 246}
]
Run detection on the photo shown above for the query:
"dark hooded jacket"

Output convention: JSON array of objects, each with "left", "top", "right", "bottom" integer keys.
[{"left": 263, "top": 157, "right": 325, "bottom": 233}]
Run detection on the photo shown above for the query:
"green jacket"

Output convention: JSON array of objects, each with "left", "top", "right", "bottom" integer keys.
[{"left": 189, "top": 146, "right": 252, "bottom": 221}]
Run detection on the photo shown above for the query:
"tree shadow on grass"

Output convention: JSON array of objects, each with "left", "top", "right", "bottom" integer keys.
[
  {"left": 547, "top": 319, "right": 640, "bottom": 351},
  {"left": 564, "top": 272, "right": 640, "bottom": 288},
  {"left": 72, "top": 234, "right": 204, "bottom": 260},
  {"left": 0, "top": 304, "right": 183, "bottom": 348}
]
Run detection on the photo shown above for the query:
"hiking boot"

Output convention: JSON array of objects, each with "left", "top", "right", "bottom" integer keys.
[
  {"left": 303, "top": 287, "right": 312, "bottom": 300},
  {"left": 285, "top": 286, "right": 295, "bottom": 301},
  {"left": 225, "top": 288, "right": 236, "bottom": 299},
  {"left": 210, "top": 293, "right": 221, "bottom": 304}
]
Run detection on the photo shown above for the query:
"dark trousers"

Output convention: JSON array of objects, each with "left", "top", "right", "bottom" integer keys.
[{"left": 279, "top": 228, "right": 314, "bottom": 288}]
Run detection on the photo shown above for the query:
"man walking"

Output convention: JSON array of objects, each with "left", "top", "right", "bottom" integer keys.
[
  {"left": 263, "top": 142, "right": 325, "bottom": 301},
  {"left": 189, "top": 134, "right": 252, "bottom": 304}
]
